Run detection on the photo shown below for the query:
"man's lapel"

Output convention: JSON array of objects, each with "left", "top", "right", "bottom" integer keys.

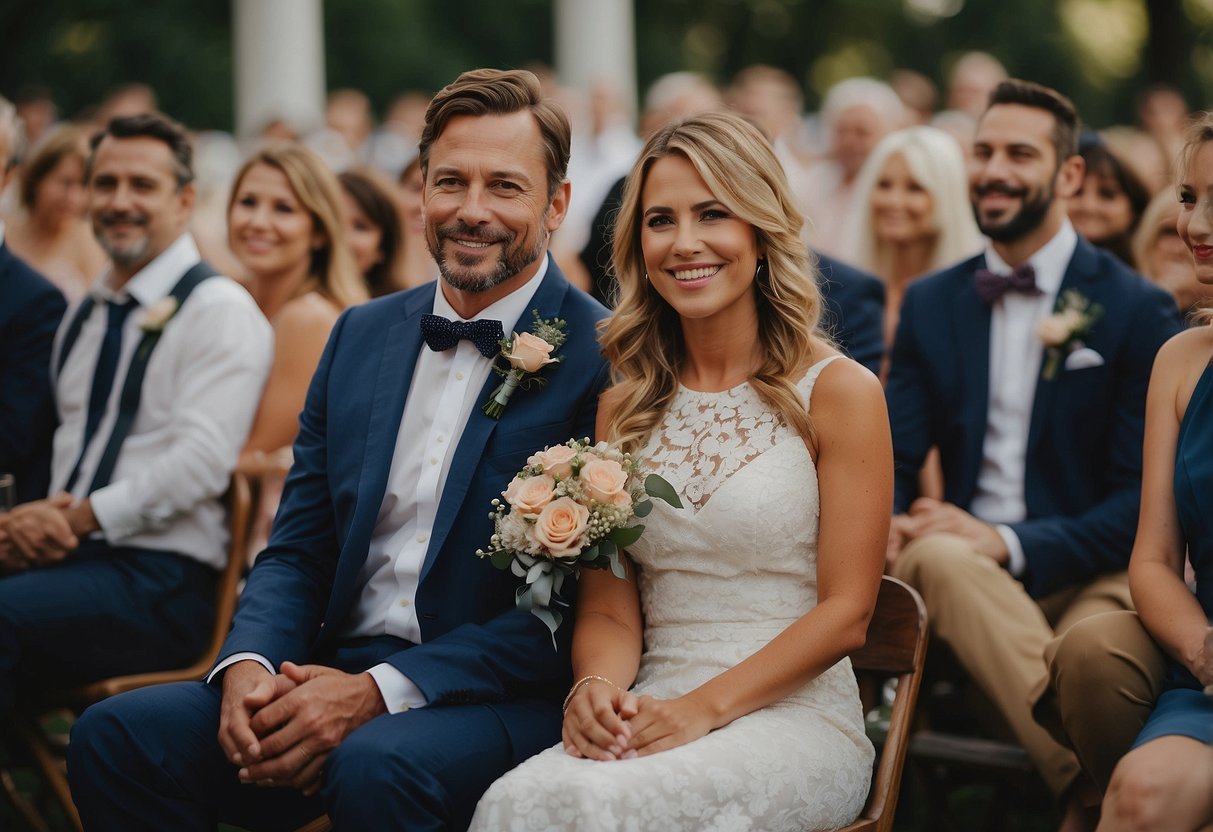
[
  {"left": 327, "top": 286, "right": 434, "bottom": 619},
  {"left": 419, "top": 264, "right": 571, "bottom": 582},
  {"left": 953, "top": 257, "right": 993, "bottom": 481},
  {"left": 1026, "top": 238, "right": 1100, "bottom": 454}
]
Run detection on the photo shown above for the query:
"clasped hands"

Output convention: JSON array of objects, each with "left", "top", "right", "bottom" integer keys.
[
  {"left": 0, "top": 493, "right": 97, "bottom": 572},
  {"left": 562, "top": 680, "right": 714, "bottom": 761},
  {"left": 885, "top": 497, "right": 1008, "bottom": 567},
  {"left": 219, "top": 660, "right": 386, "bottom": 794}
]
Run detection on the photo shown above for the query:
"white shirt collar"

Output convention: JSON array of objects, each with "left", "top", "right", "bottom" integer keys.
[
  {"left": 983, "top": 220, "right": 1077, "bottom": 298},
  {"left": 94, "top": 233, "right": 202, "bottom": 307},
  {"left": 0, "top": 219, "right": 6, "bottom": 248},
  {"left": 431, "top": 252, "right": 550, "bottom": 332}
]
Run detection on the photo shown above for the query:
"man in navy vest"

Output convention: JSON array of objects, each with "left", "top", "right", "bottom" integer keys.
[
  {"left": 884, "top": 80, "right": 1180, "bottom": 825},
  {"left": 70, "top": 69, "right": 610, "bottom": 831},
  {"left": 0, "top": 112, "right": 271, "bottom": 712},
  {"left": 0, "top": 96, "right": 66, "bottom": 505}
]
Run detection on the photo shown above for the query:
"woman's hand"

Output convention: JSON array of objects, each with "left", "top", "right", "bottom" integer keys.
[
  {"left": 1192, "top": 626, "right": 1213, "bottom": 689},
  {"left": 622, "top": 694, "right": 715, "bottom": 757},
  {"left": 562, "top": 680, "right": 637, "bottom": 761}
]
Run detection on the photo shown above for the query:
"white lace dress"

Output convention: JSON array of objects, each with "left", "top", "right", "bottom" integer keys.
[{"left": 470, "top": 356, "right": 873, "bottom": 832}]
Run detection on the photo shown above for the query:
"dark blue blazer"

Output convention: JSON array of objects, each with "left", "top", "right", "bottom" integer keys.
[
  {"left": 220, "top": 265, "right": 610, "bottom": 750},
  {"left": 815, "top": 252, "right": 885, "bottom": 377},
  {"left": 0, "top": 242, "right": 65, "bottom": 503},
  {"left": 886, "top": 237, "right": 1181, "bottom": 597}
]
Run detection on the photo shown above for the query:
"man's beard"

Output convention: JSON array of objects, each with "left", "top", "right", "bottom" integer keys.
[
  {"left": 95, "top": 210, "right": 152, "bottom": 265},
  {"left": 429, "top": 220, "right": 546, "bottom": 293},
  {"left": 972, "top": 180, "right": 1054, "bottom": 243}
]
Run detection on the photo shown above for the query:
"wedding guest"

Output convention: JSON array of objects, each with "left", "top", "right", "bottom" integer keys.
[
  {"left": 843, "top": 125, "right": 983, "bottom": 360},
  {"left": 395, "top": 156, "right": 440, "bottom": 288},
  {"left": 69, "top": 68, "right": 610, "bottom": 831},
  {"left": 946, "top": 51, "right": 1008, "bottom": 120},
  {"left": 1067, "top": 137, "right": 1150, "bottom": 268},
  {"left": 802, "top": 77, "right": 904, "bottom": 256},
  {"left": 471, "top": 110, "right": 891, "bottom": 831},
  {"left": 1037, "top": 114, "right": 1213, "bottom": 824},
  {"left": 0, "top": 111, "right": 271, "bottom": 711},
  {"left": 228, "top": 143, "right": 367, "bottom": 469},
  {"left": 884, "top": 80, "right": 1180, "bottom": 831},
  {"left": 0, "top": 96, "right": 66, "bottom": 505},
  {"left": 1096, "top": 113, "right": 1213, "bottom": 832},
  {"left": 338, "top": 167, "right": 406, "bottom": 297},
  {"left": 4, "top": 125, "right": 108, "bottom": 303},
  {"left": 1132, "top": 189, "right": 1210, "bottom": 318}
]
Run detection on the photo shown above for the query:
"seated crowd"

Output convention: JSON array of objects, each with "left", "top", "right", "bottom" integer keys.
[{"left": 0, "top": 59, "right": 1208, "bottom": 832}]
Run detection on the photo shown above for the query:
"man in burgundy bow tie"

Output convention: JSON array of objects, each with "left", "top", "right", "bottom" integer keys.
[{"left": 884, "top": 79, "right": 1180, "bottom": 829}]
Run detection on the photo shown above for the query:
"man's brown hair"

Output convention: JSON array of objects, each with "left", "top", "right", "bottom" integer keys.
[{"left": 986, "top": 79, "right": 1081, "bottom": 163}]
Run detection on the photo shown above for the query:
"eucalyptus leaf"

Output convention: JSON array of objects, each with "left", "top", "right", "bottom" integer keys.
[
  {"left": 634, "top": 499, "right": 653, "bottom": 518},
  {"left": 532, "top": 606, "right": 562, "bottom": 649},
  {"left": 490, "top": 551, "right": 513, "bottom": 570},
  {"left": 607, "top": 547, "right": 627, "bottom": 580},
  {"left": 644, "top": 474, "right": 683, "bottom": 508},
  {"left": 608, "top": 523, "right": 644, "bottom": 548}
]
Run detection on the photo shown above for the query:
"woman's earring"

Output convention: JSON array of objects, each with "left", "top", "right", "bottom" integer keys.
[
  {"left": 644, "top": 271, "right": 650, "bottom": 282},
  {"left": 755, "top": 259, "right": 767, "bottom": 282}
]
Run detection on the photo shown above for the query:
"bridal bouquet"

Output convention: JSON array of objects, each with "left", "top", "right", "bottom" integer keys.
[{"left": 476, "top": 438, "right": 681, "bottom": 640}]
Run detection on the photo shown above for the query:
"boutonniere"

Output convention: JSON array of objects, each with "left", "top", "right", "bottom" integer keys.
[
  {"left": 139, "top": 297, "right": 179, "bottom": 333},
  {"left": 1036, "top": 289, "right": 1103, "bottom": 381},
  {"left": 482, "top": 310, "right": 567, "bottom": 419}
]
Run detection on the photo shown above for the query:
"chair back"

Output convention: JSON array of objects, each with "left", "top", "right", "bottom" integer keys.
[{"left": 834, "top": 575, "right": 928, "bottom": 832}]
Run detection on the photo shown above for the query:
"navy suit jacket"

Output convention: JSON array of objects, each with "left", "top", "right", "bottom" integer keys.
[
  {"left": 219, "top": 265, "right": 610, "bottom": 749},
  {"left": 886, "top": 237, "right": 1181, "bottom": 597},
  {"left": 0, "top": 242, "right": 66, "bottom": 503},
  {"left": 815, "top": 252, "right": 885, "bottom": 377}
]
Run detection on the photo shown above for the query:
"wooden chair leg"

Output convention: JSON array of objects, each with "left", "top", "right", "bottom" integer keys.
[
  {"left": 0, "top": 764, "right": 53, "bottom": 832},
  {"left": 17, "top": 720, "right": 82, "bottom": 832}
]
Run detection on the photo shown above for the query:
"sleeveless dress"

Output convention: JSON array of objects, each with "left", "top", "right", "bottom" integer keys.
[
  {"left": 1133, "top": 361, "right": 1213, "bottom": 747},
  {"left": 469, "top": 355, "right": 874, "bottom": 831}
]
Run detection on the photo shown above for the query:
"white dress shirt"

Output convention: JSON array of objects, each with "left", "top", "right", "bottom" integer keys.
[
  {"left": 50, "top": 233, "right": 272, "bottom": 569},
  {"left": 214, "top": 257, "right": 549, "bottom": 712},
  {"left": 970, "top": 222, "right": 1077, "bottom": 576}
]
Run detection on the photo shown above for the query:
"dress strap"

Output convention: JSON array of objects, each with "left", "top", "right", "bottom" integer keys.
[{"left": 798, "top": 354, "right": 845, "bottom": 407}]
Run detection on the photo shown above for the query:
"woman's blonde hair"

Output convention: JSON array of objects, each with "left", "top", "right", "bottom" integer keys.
[
  {"left": 843, "top": 125, "right": 982, "bottom": 280},
  {"left": 228, "top": 142, "right": 368, "bottom": 309},
  {"left": 600, "top": 111, "right": 825, "bottom": 453}
]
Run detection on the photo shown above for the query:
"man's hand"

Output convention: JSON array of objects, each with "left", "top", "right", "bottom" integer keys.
[
  {"left": 885, "top": 514, "right": 915, "bottom": 567},
  {"left": 2, "top": 494, "right": 77, "bottom": 566},
  {"left": 904, "top": 497, "right": 1009, "bottom": 564},
  {"left": 218, "top": 660, "right": 280, "bottom": 769},
  {"left": 239, "top": 662, "right": 387, "bottom": 795}
]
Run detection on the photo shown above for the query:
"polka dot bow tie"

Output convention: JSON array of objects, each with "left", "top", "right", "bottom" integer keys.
[
  {"left": 974, "top": 263, "right": 1042, "bottom": 305},
  {"left": 420, "top": 313, "right": 504, "bottom": 359}
]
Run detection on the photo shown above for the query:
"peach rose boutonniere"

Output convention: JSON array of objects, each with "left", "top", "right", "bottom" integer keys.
[
  {"left": 476, "top": 438, "right": 682, "bottom": 642},
  {"left": 482, "top": 310, "right": 567, "bottom": 419},
  {"left": 1036, "top": 289, "right": 1103, "bottom": 381},
  {"left": 139, "top": 297, "right": 180, "bottom": 333}
]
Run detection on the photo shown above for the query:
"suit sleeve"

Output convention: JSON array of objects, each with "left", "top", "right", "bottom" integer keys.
[
  {"left": 381, "top": 359, "right": 612, "bottom": 705},
  {"left": 0, "top": 281, "right": 64, "bottom": 480},
  {"left": 215, "top": 311, "right": 348, "bottom": 668},
  {"left": 831, "top": 273, "right": 885, "bottom": 377},
  {"left": 885, "top": 285, "right": 932, "bottom": 513},
  {"left": 1011, "top": 285, "right": 1182, "bottom": 597}
]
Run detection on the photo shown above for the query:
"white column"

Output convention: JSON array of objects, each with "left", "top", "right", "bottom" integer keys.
[
  {"left": 232, "top": 0, "right": 326, "bottom": 138},
  {"left": 554, "top": 0, "right": 637, "bottom": 116}
]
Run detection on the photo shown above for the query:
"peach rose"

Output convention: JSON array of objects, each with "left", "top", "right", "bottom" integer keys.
[
  {"left": 504, "top": 331, "right": 558, "bottom": 373},
  {"left": 1036, "top": 309, "right": 1083, "bottom": 347},
  {"left": 527, "top": 444, "right": 578, "bottom": 479},
  {"left": 503, "top": 474, "right": 556, "bottom": 517},
  {"left": 533, "top": 496, "right": 590, "bottom": 558},
  {"left": 580, "top": 458, "right": 629, "bottom": 505}
]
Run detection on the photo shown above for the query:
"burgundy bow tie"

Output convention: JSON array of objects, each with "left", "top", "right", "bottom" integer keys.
[{"left": 974, "top": 263, "right": 1042, "bottom": 304}]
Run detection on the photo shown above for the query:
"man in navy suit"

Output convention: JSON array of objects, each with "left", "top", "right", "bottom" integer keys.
[
  {"left": 815, "top": 252, "right": 884, "bottom": 376},
  {"left": 884, "top": 79, "right": 1180, "bottom": 820},
  {"left": 0, "top": 97, "right": 66, "bottom": 504},
  {"left": 70, "top": 69, "right": 611, "bottom": 831}
]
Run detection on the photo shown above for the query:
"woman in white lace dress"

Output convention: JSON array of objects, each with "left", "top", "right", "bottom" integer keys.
[{"left": 470, "top": 112, "right": 893, "bottom": 832}]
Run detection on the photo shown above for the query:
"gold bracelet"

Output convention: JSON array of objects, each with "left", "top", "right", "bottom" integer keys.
[{"left": 562, "top": 674, "right": 619, "bottom": 713}]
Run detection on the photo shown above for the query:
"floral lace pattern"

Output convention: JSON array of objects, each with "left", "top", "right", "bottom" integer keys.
[{"left": 470, "top": 355, "right": 873, "bottom": 832}]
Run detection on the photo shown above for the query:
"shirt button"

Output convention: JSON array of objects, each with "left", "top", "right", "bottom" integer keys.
[
  {"left": 416, "top": 533, "right": 428, "bottom": 544},
  {"left": 398, "top": 599, "right": 411, "bottom": 607},
  {"left": 429, "top": 457, "right": 438, "bottom": 466},
  {"left": 436, "top": 434, "right": 445, "bottom": 443},
  {"left": 455, "top": 371, "right": 465, "bottom": 381}
]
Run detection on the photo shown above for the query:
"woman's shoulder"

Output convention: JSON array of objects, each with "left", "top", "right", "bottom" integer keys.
[
  {"left": 1155, "top": 325, "right": 1213, "bottom": 414},
  {"left": 800, "top": 347, "right": 884, "bottom": 416},
  {"left": 275, "top": 291, "right": 342, "bottom": 331}
]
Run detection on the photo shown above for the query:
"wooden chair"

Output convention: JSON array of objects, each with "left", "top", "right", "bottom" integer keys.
[
  {"left": 834, "top": 575, "right": 929, "bottom": 832},
  {"left": 10, "top": 470, "right": 256, "bottom": 832}
]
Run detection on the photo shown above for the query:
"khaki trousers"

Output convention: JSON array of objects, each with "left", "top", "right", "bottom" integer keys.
[
  {"left": 890, "top": 532, "right": 1133, "bottom": 798},
  {"left": 1033, "top": 610, "right": 1167, "bottom": 793}
]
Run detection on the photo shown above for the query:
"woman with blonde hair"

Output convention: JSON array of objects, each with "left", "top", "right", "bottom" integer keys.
[
  {"left": 1133, "top": 188, "right": 1208, "bottom": 319},
  {"left": 5, "top": 124, "right": 107, "bottom": 301},
  {"left": 227, "top": 142, "right": 367, "bottom": 468},
  {"left": 1099, "top": 113, "right": 1213, "bottom": 831},
  {"left": 844, "top": 125, "right": 983, "bottom": 354},
  {"left": 472, "top": 111, "right": 891, "bottom": 831}
]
